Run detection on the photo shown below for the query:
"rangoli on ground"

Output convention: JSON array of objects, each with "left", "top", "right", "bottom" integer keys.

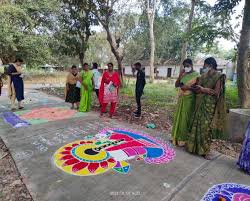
[
  {"left": 2, "top": 107, "right": 86, "bottom": 128},
  {"left": 53, "top": 128, "right": 176, "bottom": 176},
  {"left": 201, "top": 183, "right": 250, "bottom": 201}
]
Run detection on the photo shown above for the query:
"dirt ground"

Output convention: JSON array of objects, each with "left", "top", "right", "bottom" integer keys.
[
  {"left": 39, "top": 87, "right": 242, "bottom": 159},
  {"left": 0, "top": 139, "right": 33, "bottom": 201}
]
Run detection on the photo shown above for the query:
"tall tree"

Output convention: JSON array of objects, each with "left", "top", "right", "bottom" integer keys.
[
  {"left": 146, "top": 0, "right": 159, "bottom": 83},
  {"left": 53, "top": 0, "right": 96, "bottom": 67},
  {"left": 86, "top": 0, "right": 137, "bottom": 80},
  {"left": 237, "top": 0, "right": 250, "bottom": 108},
  {"left": 124, "top": 0, "right": 188, "bottom": 64},
  {"left": 0, "top": 3, "right": 53, "bottom": 66},
  {"left": 180, "top": 0, "right": 196, "bottom": 66},
  {"left": 215, "top": 0, "right": 250, "bottom": 108},
  {"left": 89, "top": 0, "right": 124, "bottom": 78}
]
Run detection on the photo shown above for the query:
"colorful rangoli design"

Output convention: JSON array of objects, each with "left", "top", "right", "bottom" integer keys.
[
  {"left": 201, "top": 183, "right": 250, "bottom": 201},
  {"left": 237, "top": 121, "right": 250, "bottom": 174},
  {"left": 53, "top": 128, "right": 175, "bottom": 176},
  {"left": 2, "top": 107, "right": 85, "bottom": 128}
]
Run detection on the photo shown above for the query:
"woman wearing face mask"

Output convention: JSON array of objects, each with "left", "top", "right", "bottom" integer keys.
[
  {"left": 187, "top": 57, "right": 226, "bottom": 159},
  {"left": 172, "top": 59, "right": 199, "bottom": 147}
]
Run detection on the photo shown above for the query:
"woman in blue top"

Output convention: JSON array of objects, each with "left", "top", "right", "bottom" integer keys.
[{"left": 7, "top": 59, "right": 24, "bottom": 110}]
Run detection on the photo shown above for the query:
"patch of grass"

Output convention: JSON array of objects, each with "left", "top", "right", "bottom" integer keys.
[
  {"left": 42, "top": 79, "right": 240, "bottom": 112},
  {"left": 121, "top": 81, "right": 240, "bottom": 110},
  {"left": 120, "top": 83, "right": 177, "bottom": 110},
  {"left": 225, "top": 83, "right": 240, "bottom": 109}
]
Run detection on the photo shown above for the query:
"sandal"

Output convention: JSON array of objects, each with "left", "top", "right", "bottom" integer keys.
[{"left": 204, "top": 153, "right": 213, "bottom": 160}]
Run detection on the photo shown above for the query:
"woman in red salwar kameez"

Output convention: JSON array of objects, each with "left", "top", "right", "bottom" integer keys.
[{"left": 99, "top": 63, "right": 120, "bottom": 118}]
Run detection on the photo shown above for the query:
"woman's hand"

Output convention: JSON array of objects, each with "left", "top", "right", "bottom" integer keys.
[
  {"left": 202, "top": 88, "right": 216, "bottom": 96},
  {"left": 175, "top": 69, "right": 186, "bottom": 88},
  {"left": 180, "top": 85, "right": 190, "bottom": 91},
  {"left": 179, "top": 69, "right": 186, "bottom": 79},
  {"left": 195, "top": 86, "right": 216, "bottom": 95}
]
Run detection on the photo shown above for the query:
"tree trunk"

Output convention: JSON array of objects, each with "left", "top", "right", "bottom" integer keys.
[
  {"left": 79, "top": 52, "right": 84, "bottom": 68},
  {"left": 148, "top": 17, "right": 155, "bottom": 83},
  {"left": 104, "top": 26, "right": 124, "bottom": 82},
  {"left": 180, "top": 42, "right": 188, "bottom": 66},
  {"left": 180, "top": 0, "right": 196, "bottom": 67},
  {"left": 237, "top": 0, "right": 250, "bottom": 108},
  {"left": 1, "top": 54, "right": 16, "bottom": 65},
  {"left": 147, "top": 0, "right": 157, "bottom": 83},
  {"left": 117, "top": 58, "right": 123, "bottom": 82}
]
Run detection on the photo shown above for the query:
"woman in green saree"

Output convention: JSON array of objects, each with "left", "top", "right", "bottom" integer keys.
[
  {"left": 172, "top": 59, "right": 199, "bottom": 147},
  {"left": 187, "top": 57, "right": 226, "bottom": 159},
  {"left": 79, "top": 63, "right": 94, "bottom": 112}
]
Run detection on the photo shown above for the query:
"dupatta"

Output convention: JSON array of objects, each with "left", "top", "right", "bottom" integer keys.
[{"left": 99, "top": 71, "right": 120, "bottom": 104}]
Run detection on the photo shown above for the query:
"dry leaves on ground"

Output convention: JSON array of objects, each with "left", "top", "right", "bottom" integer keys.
[{"left": 0, "top": 138, "right": 32, "bottom": 201}]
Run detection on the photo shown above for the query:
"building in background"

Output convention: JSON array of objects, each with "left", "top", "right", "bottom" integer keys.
[{"left": 123, "top": 57, "right": 230, "bottom": 79}]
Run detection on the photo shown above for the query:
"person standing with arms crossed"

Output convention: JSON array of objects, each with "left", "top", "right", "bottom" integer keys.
[{"left": 133, "top": 62, "right": 146, "bottom": 118}]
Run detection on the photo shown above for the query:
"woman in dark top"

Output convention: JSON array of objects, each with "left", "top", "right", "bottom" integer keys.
[
  {"left": 7, "top": 59, "right": 24, "bottom": 110},
  {"left": 0, "top": 73, "right": 3, "bottom": 96}
]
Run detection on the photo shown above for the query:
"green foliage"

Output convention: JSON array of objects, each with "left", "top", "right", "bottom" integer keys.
[
  {"left": 225, "top": 82, "right": 240, "bottom": 109},
  {"left": 51, "top": 0, "right": 98, "bottom": 67},
  {"left": 186, "top": 1, "right": 237, "bottom": 56},
  {"left": 0, "top": 2, "right": 55, "bottom": 66},
  {"left": 214, "top": 0, "right": 242, "bottom": 15},
  {"left": 124, "top": 0, "right": 189, "bottom": 63},
  {"left": 85, "top": 33, "right": 115, "bottom": 66},
  {"left": 121, "top": 81, "right": 240, "bottom": 110},
  {"left": 120, "top": 81, "right": 177, "bottom": 109},
  {"left": 0, "top": 0, "right": 243, "bottom": 68}
]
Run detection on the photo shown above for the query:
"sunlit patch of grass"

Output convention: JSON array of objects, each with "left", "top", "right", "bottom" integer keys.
[
  {"left": 121, "top": 81, "right": 240, "bottom": 110},
  {"left": 121, "top": 83, "right": 178, "bottom": 110}
]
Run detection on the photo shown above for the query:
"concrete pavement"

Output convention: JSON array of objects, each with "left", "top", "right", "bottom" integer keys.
[{"left": 0, "top": 89, "right": 249, "bottom": 201}]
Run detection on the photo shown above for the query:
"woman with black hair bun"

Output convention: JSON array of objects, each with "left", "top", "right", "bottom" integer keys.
[{"left": 187, "top": 57, "right": 227, "bottom": 160}]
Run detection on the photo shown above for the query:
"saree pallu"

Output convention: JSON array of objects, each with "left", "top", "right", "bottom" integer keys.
[
  {"left": 99, "top": 71, "right": 120, "bottom": 104},
  {"left": 172, "top": 72, "right": 199, "bottom": 146},
  {"left": 187, "top": 71, "right": 226, "bottom": 156},
  {"left": 237, "top": 121, "right": 250, "bottom": 174},
  {"left": 79, "top": 70, "right": 93, "bottom": 112}
]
